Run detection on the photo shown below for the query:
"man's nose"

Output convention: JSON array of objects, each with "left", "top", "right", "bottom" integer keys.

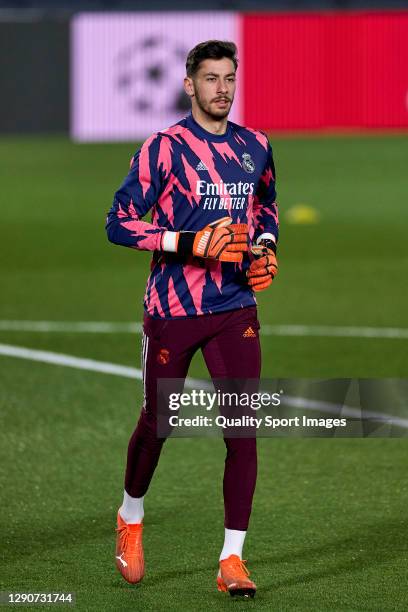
[{"left": 217, "top": 80, "right": 228, "bottom": 93}]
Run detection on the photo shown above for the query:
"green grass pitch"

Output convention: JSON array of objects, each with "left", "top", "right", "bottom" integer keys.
[{"left": 0, "top": 134, "right": 407, "bottom": 610}]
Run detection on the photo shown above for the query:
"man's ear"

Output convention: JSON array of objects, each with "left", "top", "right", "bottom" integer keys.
[{"left": 184, "top": 76, "right": 195, "bottom": 98}]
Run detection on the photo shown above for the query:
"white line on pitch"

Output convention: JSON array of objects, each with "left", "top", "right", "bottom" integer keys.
[
  {"left": 262, "top": 324, "right": 408, "bottom": 339},
  {"left": 0, "top": 343, "right": 205, "bottom": 390},
  {"left": 0, "top": 320, "right": 142, "bottom": 333},
  {"left": 0, "top": 320, "right": 408, "bottom": 339},
  {"left": 0, "top": 342, "right": 407, "bottom": 430}
]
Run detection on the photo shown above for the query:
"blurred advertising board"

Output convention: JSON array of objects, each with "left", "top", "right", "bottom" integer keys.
[
  {"left": 242, "top": 11, "right": 408, "bottom": 131},
  {"left": 71, "top": 12, "right": 242, "bottom": 141},
  {"left": 71, "top": 11, "right": 408, "bottom": 140}
]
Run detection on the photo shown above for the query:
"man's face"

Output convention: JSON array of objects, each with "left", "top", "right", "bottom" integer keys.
[{"left": 185, "top": 58, "right": 236, "bottom": 120}]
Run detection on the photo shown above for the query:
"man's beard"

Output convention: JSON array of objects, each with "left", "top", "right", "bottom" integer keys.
[{"left": 194, "top": 87, "right": 233, "bottom": 120}]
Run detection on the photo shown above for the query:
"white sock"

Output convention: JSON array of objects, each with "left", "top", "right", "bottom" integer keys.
[
  {"left": 219, "top": 528, "right": 247, "bottom": 561},
  {"left": 119, "top": 490, "right": 144, "bottom": 524}
]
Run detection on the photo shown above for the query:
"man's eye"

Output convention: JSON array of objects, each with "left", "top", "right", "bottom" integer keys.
[
  {"left": 207, "top": 77, "right": 216, "bottom": 81},
  {"left": 227, "top": 78, "right": 235, "bottom": 82}
]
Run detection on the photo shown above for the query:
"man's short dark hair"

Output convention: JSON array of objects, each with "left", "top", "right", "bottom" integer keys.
[{"left": 186, "top": 40, "right": 238, "bottom": 78}]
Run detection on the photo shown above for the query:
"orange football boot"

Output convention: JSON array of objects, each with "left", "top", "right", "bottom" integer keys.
[
  {"left": 115, "top": 511, "right": 144, "bottom": 584},
  {"left": 217, "top": 554, "right": 256, "bottom": 598}
]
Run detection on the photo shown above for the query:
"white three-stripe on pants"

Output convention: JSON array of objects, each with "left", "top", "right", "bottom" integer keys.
[{"left": 141, "top": 332, "right": 149, "bottom": 411}]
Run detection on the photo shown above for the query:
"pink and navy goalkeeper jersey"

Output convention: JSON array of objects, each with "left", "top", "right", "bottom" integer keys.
[{"left": 106, "top": 113, "right": 279, "bottom": 319}]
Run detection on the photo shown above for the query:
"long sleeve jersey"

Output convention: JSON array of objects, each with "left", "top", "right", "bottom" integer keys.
[{"left": 106, "top": 113, "right": 279, "bottom": 319}]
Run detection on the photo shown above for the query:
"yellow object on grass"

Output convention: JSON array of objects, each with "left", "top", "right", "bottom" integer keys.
[{"left": 285, "top": 204, "right": 320, "bottom": 224}]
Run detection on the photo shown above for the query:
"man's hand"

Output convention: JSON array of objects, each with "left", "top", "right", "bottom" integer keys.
[
  {"left": 164, "top": 217, "right": 248, "bottom": 263},
  {"left": 247, "top": 244, "right": 278, "bottom": 291},
  {"left": 192, "top": 217, "right": 248, "bottom": 262}
]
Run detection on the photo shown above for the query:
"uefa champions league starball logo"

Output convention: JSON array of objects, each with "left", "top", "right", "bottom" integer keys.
[
  {"left": 114, "top": 35, "right": 191, "bottom": 116},
  {"left": 242, "top": 153, "right": 255, "bottom": 173}
]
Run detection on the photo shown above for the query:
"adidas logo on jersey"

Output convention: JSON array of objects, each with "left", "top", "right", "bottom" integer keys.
[
  {"left": 243, "top": 326, "right": 257, "bottom": 338},
  {"left": 196, "top": 160, "right": 208, "bottom": 171}
]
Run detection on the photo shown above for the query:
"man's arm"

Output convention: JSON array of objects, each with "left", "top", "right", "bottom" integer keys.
[
  {"left": 106, "top": 135, "right": 248, "bottom": 261},
  {"left": 247, "top": 139, "right": 279, "bottom": 291},
  {"left": 252, "top": 140, "right": 279, "bottom": 252},
  {"left": 106, "top": 134, "right": 169, "bottom": 252}
]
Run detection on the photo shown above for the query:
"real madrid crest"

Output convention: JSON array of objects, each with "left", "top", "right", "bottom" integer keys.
[{"left": 242, "top": 152, "right": 255, "bottom": 173}]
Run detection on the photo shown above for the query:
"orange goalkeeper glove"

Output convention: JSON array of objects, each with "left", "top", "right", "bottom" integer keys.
[
  {"left": 163, "top": 217, "right": 248, "bottom": 263},
  {"left": 247, "top": 242, "right": 278, "bottom": 291}
]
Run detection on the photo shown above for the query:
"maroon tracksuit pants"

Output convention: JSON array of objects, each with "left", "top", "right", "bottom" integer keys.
[{"left": 124, "top": 306, "right": 261, "bottom": 531}]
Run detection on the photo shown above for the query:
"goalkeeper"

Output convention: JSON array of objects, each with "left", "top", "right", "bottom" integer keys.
[{"left": 106, "top": 39, "right": 279, "bottom": 598}]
